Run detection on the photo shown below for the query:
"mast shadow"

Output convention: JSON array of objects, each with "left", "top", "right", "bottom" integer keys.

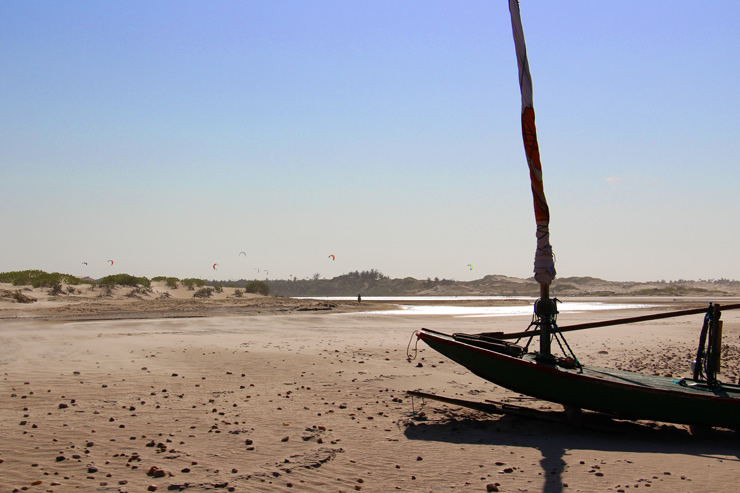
[{"left": 403, "top": 408, "right": 740, "bottom": 493}]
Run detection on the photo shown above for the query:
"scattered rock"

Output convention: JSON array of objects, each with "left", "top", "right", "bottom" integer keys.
[{"left": 147, "top": 466, "right": 167, "bottom": 478}]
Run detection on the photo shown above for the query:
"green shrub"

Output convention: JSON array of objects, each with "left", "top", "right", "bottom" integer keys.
[
  {"left": 193, "top": 287, "right": 214, "bottom": 298},
  {"left": 244, "top": 281, "right": 269, "bottom": 296},
  {"left": 0, "top": 270, "right": 89, "bottom": 288},
  {"left": 99, "top": 274, "right": 150, "bottom": 288},
  {"left": 153, "top": 276, "right": 180, "bottom": 289},
  {"left": 234, "top": 289, "right": 243, "bottom": 297},
  {"left": 182, "top": 278, "right": 205, "bottom": 290}
]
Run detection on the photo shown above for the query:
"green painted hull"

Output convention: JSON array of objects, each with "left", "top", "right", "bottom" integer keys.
[{"left": 417, "top": 329, "right": 740, "bottom": 429}]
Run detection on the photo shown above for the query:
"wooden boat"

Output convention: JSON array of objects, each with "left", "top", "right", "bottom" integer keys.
[
  {"left": 417, "top": 317, "right": 740, "bottom": 429},
  {"left": 414, "top": 1, "right": 740, "bottom": 430}
]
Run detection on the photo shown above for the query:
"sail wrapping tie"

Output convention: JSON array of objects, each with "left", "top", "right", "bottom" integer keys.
[
  {"left": 509, "top": 0, "right": 556, "bottom": 286},
  {"left": 535, "top": 224, "right": 556, "bottom": 286}
]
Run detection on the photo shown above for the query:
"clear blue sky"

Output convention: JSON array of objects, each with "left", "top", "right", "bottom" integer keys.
[{"left": 2, "top": 1, "right": 739, "bottom": 283}]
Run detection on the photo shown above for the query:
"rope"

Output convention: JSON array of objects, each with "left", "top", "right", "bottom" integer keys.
[
  {"left": 406, "top": 330, "right": 420, "bottom": 361},
  {"left": 517, "top": 297, "right": 581, "bottom": 367},
  {"left": 518, "top": 300, "right": 547, "bottom": 350},
  {"left": 519, "top": 320, "right": 538, "bottom": 352},
  {"left": 552, "top": 324, "right": 582, "bottom": 369}
]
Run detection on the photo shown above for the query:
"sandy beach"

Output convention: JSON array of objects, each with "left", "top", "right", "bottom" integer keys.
[{"left": 2, "top": 285, "right": 740, "bottom": 492}]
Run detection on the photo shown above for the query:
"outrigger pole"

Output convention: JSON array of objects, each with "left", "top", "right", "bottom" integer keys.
[
  {"left": 488, "top": 303, "right": 740, "bottom": 340},
  {"left": 509, "top": 0, "right": 557, "bottom": 356}
]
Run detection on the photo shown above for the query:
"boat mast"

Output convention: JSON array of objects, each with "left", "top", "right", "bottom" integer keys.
[{"left": 509, "top": 0, "right": 556, "bottom": 356}]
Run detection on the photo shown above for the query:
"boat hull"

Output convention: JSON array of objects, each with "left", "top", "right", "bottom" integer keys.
[{"left": 417, "top": 328, "right": 740, "bottom": 429}]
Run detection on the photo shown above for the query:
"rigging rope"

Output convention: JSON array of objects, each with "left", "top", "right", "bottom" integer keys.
[
  {"left": 518, "top": 297, "right": 581, "bottom": 368},
  {"left": 406, "top": 330, "right": 421, "bottom": 361}
]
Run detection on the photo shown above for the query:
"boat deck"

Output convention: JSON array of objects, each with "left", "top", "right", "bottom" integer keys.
[{"left": 521, "top": 353, "right": 740, "bottom": 399}]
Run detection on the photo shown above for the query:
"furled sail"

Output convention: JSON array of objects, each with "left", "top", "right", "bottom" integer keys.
[{"left": 508, "top": 0, "right": 556, "bottom": 286}]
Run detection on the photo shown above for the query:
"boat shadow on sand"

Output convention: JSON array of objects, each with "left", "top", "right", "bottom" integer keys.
[{"left": 403, "top": 406, "right": 740, "bottom": 493}]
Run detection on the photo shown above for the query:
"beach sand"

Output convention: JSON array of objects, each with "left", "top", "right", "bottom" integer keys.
[{"left": 2, "top": 285, "right": 740, "bottom": 492}]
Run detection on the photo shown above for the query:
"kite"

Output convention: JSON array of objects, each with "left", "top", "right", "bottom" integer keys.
[
  {"left": 467, "top": 264, "right": 473, "bottom": 270},
  {"left": 213, "top": 263, "right": 218, "bottom": 270},
  {"left": 328, "top": 254, "right": 335, "bottom": 261},
  {"left": 108, "top": 260, "right": 114, "bottom": 265},
  {"left": 239, "top": 252, "right": 246, "bottom": 257}
]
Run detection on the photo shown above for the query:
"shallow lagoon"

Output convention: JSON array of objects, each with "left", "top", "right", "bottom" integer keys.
[{"left": 300, "top": 296, "right": 656, "bottom": 318}]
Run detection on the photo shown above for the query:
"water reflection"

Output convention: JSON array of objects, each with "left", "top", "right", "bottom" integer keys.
[{"left": 301, "top": 297, "right": 656, "bottom": 318}]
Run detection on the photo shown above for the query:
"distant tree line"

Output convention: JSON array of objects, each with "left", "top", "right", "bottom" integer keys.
[{"left": 4, "top": 269, "right": 740, "bottom": 298}]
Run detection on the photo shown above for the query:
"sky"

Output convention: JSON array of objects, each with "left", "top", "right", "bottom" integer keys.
[{"left": 2, "top": 1, "right": 739, "bottom": 283}]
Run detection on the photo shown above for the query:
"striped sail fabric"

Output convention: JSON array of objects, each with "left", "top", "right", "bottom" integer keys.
[{"left": 508, "top": 0, "right": 556, "bottom": 286}]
